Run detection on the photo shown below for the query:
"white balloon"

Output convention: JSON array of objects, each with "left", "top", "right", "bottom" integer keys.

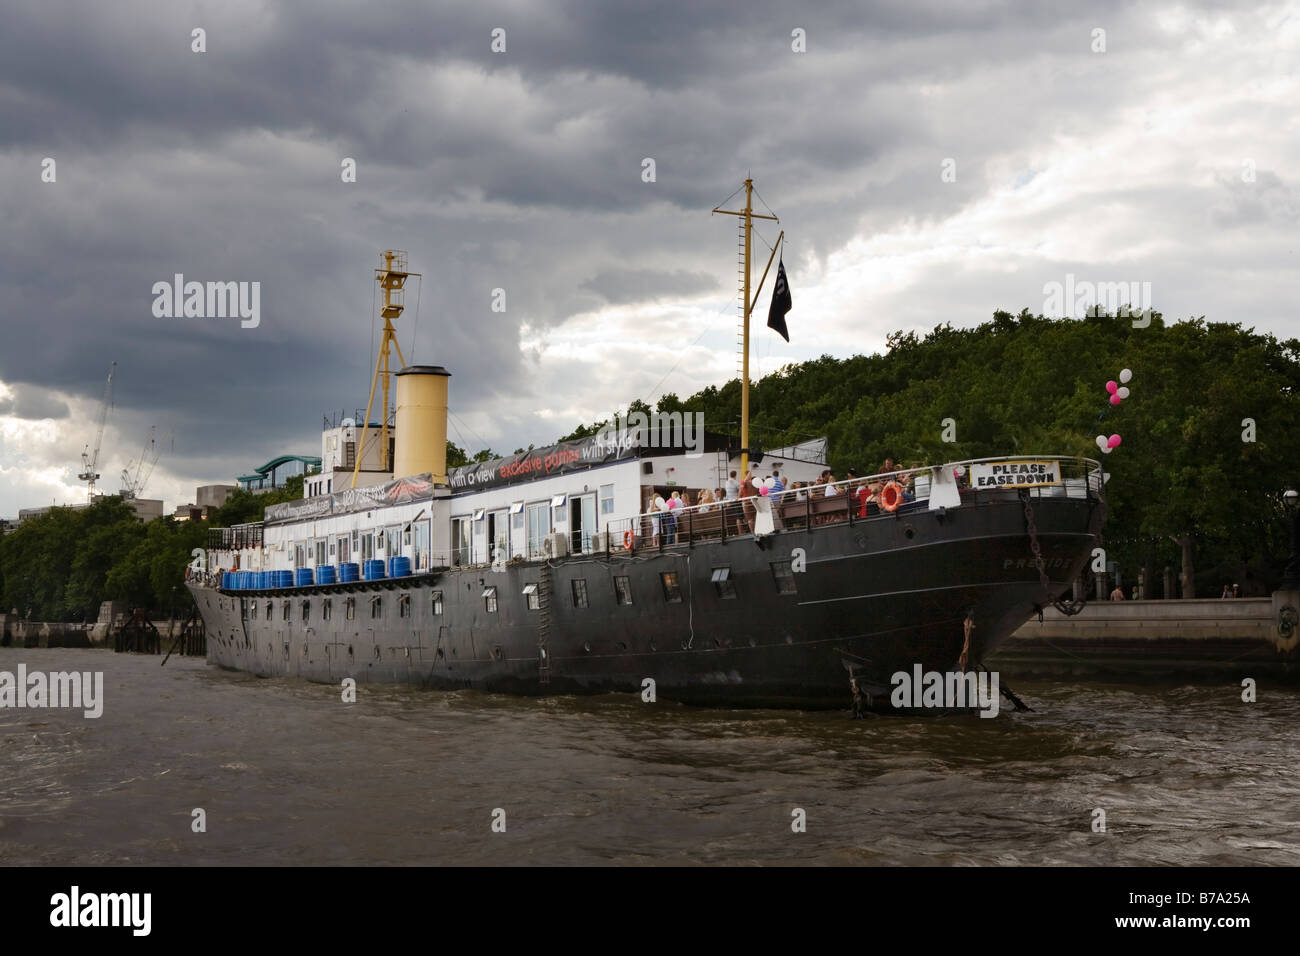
[
  {"left": 1101, "top": 445, "right": 1112, "bottom": 454},
  {"left": 1117, "top": 386, "right": 1130, "bottom": 399},
  {"left": 1095, "top": 435, "right": 1109, "bottom": 450},
  {"left": 1119, "top": 368, "right": 1133, "bottom": 384}
]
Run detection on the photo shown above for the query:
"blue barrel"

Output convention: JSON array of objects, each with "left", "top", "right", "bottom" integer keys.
[
  {"left": 388, "top": 556, "right": 411, "bottom": 578},
  {"left": 339, "top": 562, "right": 360, "bottom": 583},
  {"left": 295, "top": 568, "right": 314, "bottom": 587},
  {"left": 256, "top": 571, "right": 267, "bottom": 589},
  {"left": 242, "top": 571, "right": 252, "bottom": 590},
  {"left": 315, "top": 565, "right": 336, "bottom": 585},
  {"left": 236, "top": 571, "right": 246, "bottom": 589},
  {"left": 363, "top": 559, "right": 387, "bottom": 581},
  {"left": 275, "top": 570, "right": 293, "bottom": 588}
]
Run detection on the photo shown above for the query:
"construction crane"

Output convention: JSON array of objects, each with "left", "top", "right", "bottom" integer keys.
[
  {"left": 78, "top": 361, "right": 116, "bottom": 502},
  {"left": 120, "top": 425, "right": 165, "bottom": 500}
]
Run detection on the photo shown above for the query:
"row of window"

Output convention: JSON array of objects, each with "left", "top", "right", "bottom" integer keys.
[
  {"left": 238, "top": 562, "right": 799, "bottom": 622},
  {"left": 452, "top": 484, "right": 618, "bottom": 564},
  {"left": 481, "top": 562, "right": 798, "bottom": 613}
]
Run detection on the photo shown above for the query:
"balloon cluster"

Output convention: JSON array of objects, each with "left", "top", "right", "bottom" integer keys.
[
  {"left": 756, "top": 476, "right": 779, "bottom": 496},
  {"left": 1094, "top": 368, "right": 1133, "bottom": 454}
]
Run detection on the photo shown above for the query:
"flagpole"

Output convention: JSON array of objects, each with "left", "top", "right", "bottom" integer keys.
[{"left": 713, "top": 179, "right": 777, "bottom": 481}]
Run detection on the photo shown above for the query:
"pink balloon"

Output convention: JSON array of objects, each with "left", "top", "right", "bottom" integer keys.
[
  {"left": 1108, "top": 434, "right": 1121, "bottom": 448},
  {"left": 1109, "top": 394, "right": 1122, "bottom": 405},
  {"left": 759, "top": 486, "right": 770, "bottom": 495},
  {"left": 1106, "top": 380, "right": 1118, "bottom": 394}
]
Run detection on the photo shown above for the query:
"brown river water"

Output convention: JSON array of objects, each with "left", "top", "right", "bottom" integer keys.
[{"left": 1, "top": 647, "right": 1297, "bottom": 865}]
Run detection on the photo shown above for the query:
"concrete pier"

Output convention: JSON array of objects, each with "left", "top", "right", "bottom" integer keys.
[{"left": 994, "top": 597, "right": 1299, "bottom": 679}]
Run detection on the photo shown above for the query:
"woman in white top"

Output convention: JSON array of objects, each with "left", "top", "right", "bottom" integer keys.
[{"left": 646, "top": 493, "right": 661, "bottom": 544}]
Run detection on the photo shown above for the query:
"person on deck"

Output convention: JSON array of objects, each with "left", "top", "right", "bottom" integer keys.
[
  {"left": 646, "top": 493, "right": 661, "bottom": 547},
  {"left": 1109, "top": 584, "right": 1126, "bottom": 600},
  {"left": 724, "top": 471, "right": 740, "bottom": 500}
]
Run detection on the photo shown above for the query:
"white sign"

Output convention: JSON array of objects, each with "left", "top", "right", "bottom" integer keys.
[{"left": 970, "top": 460, "right": 1061, "bottom": 489}]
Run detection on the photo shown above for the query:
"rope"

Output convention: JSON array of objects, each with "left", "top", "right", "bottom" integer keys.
[{"left": 643, "top": 297, "right": 734, "bottom": 407}]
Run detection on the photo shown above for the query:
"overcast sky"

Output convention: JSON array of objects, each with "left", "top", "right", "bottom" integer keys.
[{"left": 1, "top": 0, "right": 1297, "bottom": 517}]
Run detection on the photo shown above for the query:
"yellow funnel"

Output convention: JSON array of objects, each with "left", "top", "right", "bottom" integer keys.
[{"left": 393, "top": 366, "right": 451, "bottom": 482}]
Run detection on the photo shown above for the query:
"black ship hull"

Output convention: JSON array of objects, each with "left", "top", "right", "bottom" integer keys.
[{"left": 189, "top": 489, "right": 1103, "bottom": 709}]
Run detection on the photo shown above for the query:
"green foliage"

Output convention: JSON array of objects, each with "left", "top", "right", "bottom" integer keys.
[
  {"left": 556, "top": 312, "right": 1300, "bottom": 589},
  {"left": 0, "top": 478, "right": 307, "bottom": 621}
]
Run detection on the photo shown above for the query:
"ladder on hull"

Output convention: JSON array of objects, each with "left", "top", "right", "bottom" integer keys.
[{"left": 537, "top": 561, "right": 553, "bottom": 686}]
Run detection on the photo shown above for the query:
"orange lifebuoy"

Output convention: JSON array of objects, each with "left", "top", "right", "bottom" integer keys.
[
  {"left": 880, "top": 481, "right": 902, "bottom": 513},
  {"left": 623, "top": 530, "right": 635, "bottom": 550}
]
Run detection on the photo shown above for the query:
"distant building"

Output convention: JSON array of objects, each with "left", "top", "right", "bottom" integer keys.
[
  {"left": 17, "top": 495, "right": 163, "bottom": 523},
  {"left": 309, "top": 423, "right": 392, "bottom": 497},
  {"left": 237, "top": 455, "right": 322, "bottom": 494},
  {"left": 196, "top": 484, "right": 236, "bottom": 509}
]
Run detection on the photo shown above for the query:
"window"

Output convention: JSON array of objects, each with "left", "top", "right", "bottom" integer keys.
[
  {"left": 386, "top": 526, "right": 401, "bottom": 556},
  {"left": 399, "top": 593, "right": 410, "bottom": 618},
  {"left": 523, "top": 583, "right": 539, "bottom": 610},
  {"left": 360, "top": 532, "right": 375, "bottom": 562},
  {"left": 614, "top": 576, "right": 633, "bottom": 605},
  {"left": 432, "top": 590, "right": 444, "bottom": 615},
  {"left": 323, "top": 598, "right": 332, "bottom": 620},
  {"left": 282, "top": 600, "right": 292, "bottom": 621},
  {"left": 346, "top": 597, "right": 356, "bottom": 620},
  {"left": 711, "top": 567, "right": 736, "bottom": 599},
  {"left": 526, "top": 502, "right": 550, "bottom": 558},
  {"left": 661, "top": 571, "right": 682, "bottom": 603},
  {"left": 315, "top": 540, "right": 327, "bottom": 567},
  {"left": 770, "top": 561, "right": 798, "bottom": 595},
  {"left": 302, "top": 600, "right": 311, "bottom": 622},
  {"left": 551, "top": 494, "right": 567, "bottom": 524},
  {"left": 571, "top": 578, "right": 589, "bottom": 608},
  {"left": 370, "top": 596, "right": 382, "bottom": 618},
  {"left": 600, "top": 483, "right": 615, "bottom": 516},
  {"left": 451, "top": 517, "right": 472, "bottom": 567},
  {"left": 483, "top": 586, "right": 498, "bottom": 613},
  {"left": 413, "top": 520, "right": 430, "bottom": 570}
]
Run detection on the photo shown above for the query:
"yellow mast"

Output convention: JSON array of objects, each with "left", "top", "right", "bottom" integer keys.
[
  {"left": 352, "top": 250, "right": 422, "bottom": 488},
  {"left": 713, "top": 179, "right": 778, "bottom": 480}
]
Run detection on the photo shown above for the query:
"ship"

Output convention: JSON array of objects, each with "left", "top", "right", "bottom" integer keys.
[{"left": 188, "top": 182, "right": 1106, "bottom": 709}]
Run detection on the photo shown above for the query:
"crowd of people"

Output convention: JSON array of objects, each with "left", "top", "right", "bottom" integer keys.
[{"left": 638, "top": 457, "right": 922, "bottom": 544}]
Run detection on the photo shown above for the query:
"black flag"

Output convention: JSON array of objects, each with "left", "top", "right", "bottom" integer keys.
[{"left": 767, "top": 258, "right": 791, "bottom": 342}]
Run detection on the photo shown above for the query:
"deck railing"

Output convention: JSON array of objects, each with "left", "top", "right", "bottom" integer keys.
[{"left": 602, "top": 455, "right": 1104, "bottom": 552}]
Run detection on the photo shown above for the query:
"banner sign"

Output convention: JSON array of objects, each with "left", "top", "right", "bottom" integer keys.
[
  {"left": 264, "top": 474, "right": 434, "bottom": 525},
  {"left": 969, "top": 460, "right": 1061, "bottom": 489},
  {"left": 448, "top": 434, "right": 639, "bottom": 493}
]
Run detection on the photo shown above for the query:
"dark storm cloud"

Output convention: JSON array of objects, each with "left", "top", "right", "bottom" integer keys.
[
  {"left": 0, "top": 383, "right": 70, "bottom": 420},
  {"left": 0, "top": 0, "right": 1275, "bottom": 510},
  {"left": 581, "top": 268, "right": 719, "bottom": 305}
]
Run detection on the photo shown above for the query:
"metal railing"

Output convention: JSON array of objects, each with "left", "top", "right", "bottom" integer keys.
[{"left": 602, "top": 456, "right": 1103, "bottom": 552}]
